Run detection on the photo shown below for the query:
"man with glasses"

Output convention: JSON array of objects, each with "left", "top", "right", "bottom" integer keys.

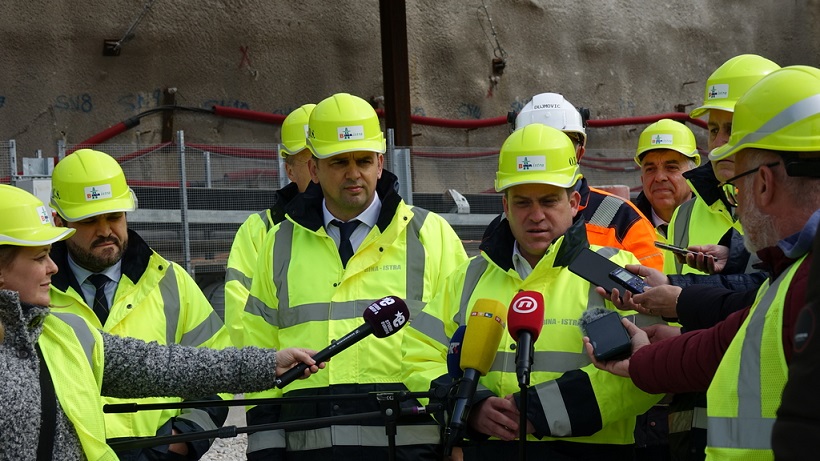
[{"left": 587, "top": 65, "right": 820, "bottom": 461}]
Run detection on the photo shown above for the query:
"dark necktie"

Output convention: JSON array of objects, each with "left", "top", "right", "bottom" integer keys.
[
  {"left": 87, "top": 274, "right": 110, "bottom": 325},
  {"left": 658, "top": 223, "right": 669, "bottom": 239},
  {"left": 332, "top": 219, "right": 361, "bottom": 268}
]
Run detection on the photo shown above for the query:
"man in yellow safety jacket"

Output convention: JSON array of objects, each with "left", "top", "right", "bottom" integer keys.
[
  {"left": 225, "top": 103, "right": 315, "bottom": 347},
  {"left": 243, "top": 93, "right": 468, "bottom": 461},
  {"left": 588, "top": 65, "right": 820, "bottom": 461},
  {"left": 48, "top": 149, "right": 232, "bottom": 460},
  {"left": 403, "top": 123, "right": 663, "bottom": 460}
]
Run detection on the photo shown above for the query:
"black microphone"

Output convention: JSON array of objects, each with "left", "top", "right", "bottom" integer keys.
[
  {"left": 447, "top": 325, "right": 467, "bottom": 380},
  {"left": 275, "top": 296, "right": 410, "bottom": 389}
]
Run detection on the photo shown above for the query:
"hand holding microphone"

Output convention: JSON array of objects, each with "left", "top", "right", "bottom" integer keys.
[
  {"left": 507, "top": 291, "right": 545, "bottom": 387},
  {"left": 443, "top": 299, "right": 507, "bottom": 455},
  {"left": 275, "top": 296, "right": 410, "bottom": 389}
]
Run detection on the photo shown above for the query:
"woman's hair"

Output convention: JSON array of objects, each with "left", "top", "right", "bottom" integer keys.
[
  {"left": 0, "top": 246, "right": 15, "bottom": 343},
  {"left": 0, "top": 245, "right": 20, "bottom": 277}
]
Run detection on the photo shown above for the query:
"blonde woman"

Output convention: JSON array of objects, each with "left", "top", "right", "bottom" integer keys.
[{"left": 0, "top": 184, "right": 322, "bottom": 460}]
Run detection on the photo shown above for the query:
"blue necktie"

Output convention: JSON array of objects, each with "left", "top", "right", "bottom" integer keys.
[
  {"left": 87, "top": 274, "right": 110, "bottom": 325},
  {"left": 332, "top": 219, "right": 361, "bottom": 268}
]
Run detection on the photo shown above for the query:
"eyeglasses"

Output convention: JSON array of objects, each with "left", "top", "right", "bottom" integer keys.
[{"left": 720, "top": 161, "right": 780, "bottom": 207}]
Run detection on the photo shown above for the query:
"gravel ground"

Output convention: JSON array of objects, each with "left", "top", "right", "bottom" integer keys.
[{"left": 201, "top": 396, "right": 248, "bottom": 461}]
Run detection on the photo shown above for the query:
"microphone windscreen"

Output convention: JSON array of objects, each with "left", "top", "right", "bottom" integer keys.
[
  {"left": 507, "top": 291, "right": 545, "bottom": 342},
  {"left": 447, "top": 325, "right": 467, "bottom": 379},
  {"left": 363, "top": 296, "right": 410, "bottom": 338},
  {"left": 460, "top": 298, "right": 507, "bottom": 375},
  {"left": 579, "top": 307, "right": 612, "bottom": 331}
]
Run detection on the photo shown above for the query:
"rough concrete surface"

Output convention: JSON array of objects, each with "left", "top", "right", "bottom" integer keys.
[{"left": 1, "top": 0, "right": 817, "bottom": 157}]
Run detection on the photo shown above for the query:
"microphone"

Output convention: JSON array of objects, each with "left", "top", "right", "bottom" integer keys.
[
  {"left": 507, "top": 291, "right": 545, "bottom": 387},
  {"left": 275, "top": 296, "right": 410, "bottom": 388},
  {"left": 443, "top": 298, "right": 507, "bottom": 455},
  {"left": 447, "top": 325, "right": 467, "bottom": 380},
  {"left": 579, "top": 307, "right": 631, "bottom": 361}
]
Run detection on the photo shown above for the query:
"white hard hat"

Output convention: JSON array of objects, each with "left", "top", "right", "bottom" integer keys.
[{"left": 514, "top": 93, "right": 587, "bottom": 146}]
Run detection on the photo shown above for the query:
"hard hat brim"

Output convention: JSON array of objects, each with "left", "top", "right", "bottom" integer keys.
[
  {"left": 690, "top": 103, "right": 735, "bottom": 119},
  {"left": 53, "top": 197, "right": 136, "bottom": 223},
  {"left": 307, "top": 138, "right": 386, "bottom": 160},
  {"left": 0, "top": 226, "right": 75, "bottom": 247},
  {"left": 495, "top": 171, "right": 582, "bottom": 192}
]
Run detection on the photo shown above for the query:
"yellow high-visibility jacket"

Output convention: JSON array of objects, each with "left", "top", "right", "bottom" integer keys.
[
  {"left": 404, "top": 218, "right": 664, "bottom": 450},
  {"left": 705, "top": 255, "right": 804, "bottom": 461},
  {"left": 49, "top": 230, "right": 231, "bottom": 441},
  {"left": 225, "top": 182, "right": 299, "bottom": 347},
  {"left": 243, "top": 175, "right": 467, "bottom": 458}
]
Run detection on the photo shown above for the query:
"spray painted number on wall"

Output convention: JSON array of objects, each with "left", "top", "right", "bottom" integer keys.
[
  {"left": 457, "top": 103, "right": 482, "bottom": 119},
  {"left": 118, "top": 89, "right": 162, "bottom": 113},
  {"left": 55, "top": 94, "right": 93, "bottom": 113}
]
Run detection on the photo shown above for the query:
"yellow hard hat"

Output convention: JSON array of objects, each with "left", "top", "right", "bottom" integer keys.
[
  {"left": 495, "top": 123, "right": 582, "bottom": 192},
  {"left": 50, "top": 149, "right": 136, "bottom": 222},
  {"left": 690, "top": 54, "right": 780, "bottom": 118},
  {"left": 279, "top": 103, "right": 316, "bottom": 158},
  {"left": 634, "top": 119, "right": 701, "bottom": 166},
  {"left": 710, "top": 65, "right": 820, "bottom": 161},
  {"left": 0, "top": 185, "right": 74, "bottom": 246},
  {"left": 306, "top": 93, "right": 386, "bottom": 159}
]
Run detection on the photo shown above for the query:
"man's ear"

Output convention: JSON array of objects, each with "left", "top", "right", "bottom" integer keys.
[
  {"left": 755, "top": 164, "right": 777, "bottom": 209},
  {"left": 53, "top": 214, "right": 65, "bottom": 227},
  {"left": 308, "top": 158, "right": 320, "bottom": 183}
]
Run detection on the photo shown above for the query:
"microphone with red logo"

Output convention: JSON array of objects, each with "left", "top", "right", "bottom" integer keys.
[
  {"left": 507, "top": 291, "right": 545, "bottom": 387},
  {"left": 274, "top": 296, "right": 410, "bottom": 389}
]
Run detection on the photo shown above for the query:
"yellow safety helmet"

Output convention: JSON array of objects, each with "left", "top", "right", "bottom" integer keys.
[
  {"left": 279, "top": 103, "right": 316, "bottom": 158},
  {"left": 50, "top": 149, "right": 136, "bottom": 222},
  {"left": 634, "top": 119, "right": 701, "bottom": 166},
  {"left": 711, "top": 65, "right": 820, "bottom": 161},
  {"left": 0, "top": 184, "right": 74, "bottom": 246},
  {"left": 306, "top": 93, "right": 386, "bottom": 159},
  {"left": 690, "top": 54, "right": 780, "bottom": 118},
  {"left": 495, "top": 123, "right": 582, "bottom": 192}
]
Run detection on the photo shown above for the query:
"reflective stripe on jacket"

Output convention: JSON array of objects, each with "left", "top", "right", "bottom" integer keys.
[
  {"left": 244, "top": 175, "right": 467, "bottom": 455},
  {"left": 49, "top": 230, "right": 231, "bottom": 439},
  {"left": 665, "top": 185, "right": 741, "bottom": 275},
  {"left": 225, "top": 182, "right": 299, "bottom": 348},
  {"left": 403, "top": 218, "right": 664, "bottom": 448},
  {"left": 581, "top": 182, "right": 665, "bottom": 271},
  {"left": 225, "top": 209, "right": 273, "bottom": 347},
  {"left": 40, "top": 312, "right": 117, "bottom": 460},
  {"left": 705, "top": 256, "right": 801, "bottom": 461}
]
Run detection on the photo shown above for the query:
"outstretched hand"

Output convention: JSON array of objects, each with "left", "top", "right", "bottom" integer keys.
[
  {"left": 275, "top": 348, "right": 326, "bottom": 378},
  {"left": 583, "top": 317, "right": 649, "bottom": 378}
]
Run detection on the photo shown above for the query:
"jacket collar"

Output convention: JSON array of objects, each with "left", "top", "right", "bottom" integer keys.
[
  {"left": 51, "top": 228, "right": 152, "bottom": 293},
  {"left": 284, "top": 169, "right": 403, "bottom": 233},
  {"left": 683, "top": 162, "right": 730, "bottom": 208},
  {"left": 268, "top": 181, "right": 301, "bottom": 224},
  {"left": 479, "top": 215, "right": 589, "bottom": 272}
]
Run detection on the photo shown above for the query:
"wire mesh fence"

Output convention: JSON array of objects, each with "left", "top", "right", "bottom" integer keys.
[{"left": 1, "top": 134, "right": 640, "bottom": 279}]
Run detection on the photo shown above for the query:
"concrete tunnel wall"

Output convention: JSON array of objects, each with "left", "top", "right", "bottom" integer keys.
[{"left": 1, "top": 0, "right": 818, "bottom": 193}]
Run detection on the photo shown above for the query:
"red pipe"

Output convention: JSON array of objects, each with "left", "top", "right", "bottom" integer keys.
[
  {"left": 67, "top": 117, "right": 140, "bottom": 155},
  {"left": 186, "top": 143, "right": 278, "bottom": 160},
  {"left": 211, "top": 106, "right": 286, "bottom": 124},
  {"left": 586, "top": 112, "right": 707, "bottom": 129}
]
